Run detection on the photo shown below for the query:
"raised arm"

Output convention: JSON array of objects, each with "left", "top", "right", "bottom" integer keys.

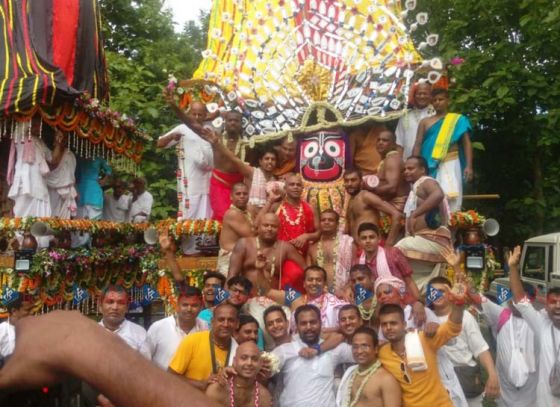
[
  {"left": 462, "top": 132, "right": 473, "bottom": 182},
  {"left": 507, "top": 245, "right": 525, "bottom": 302},
  {"left": 227, "top": 238, "right": 247, "bottom": 279},
  {"left": 159, "top": 233, "right": 183, "bottom": 284},
  {"left": 210, "top": 138, "right": 253, "bottom": 179},
  {"left": 157, "top": 132, "right": 181, "bottom": 148},
  {"left": 163, "top": 89, "right": 205, "bottom": 135}
]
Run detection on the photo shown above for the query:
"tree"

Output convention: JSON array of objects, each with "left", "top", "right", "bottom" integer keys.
[
  {"left": 98, "top": 0, "right": 209, "bottom": 219},
  {"left": 422, "top": 0, "right": 560, "bottom": 244}
]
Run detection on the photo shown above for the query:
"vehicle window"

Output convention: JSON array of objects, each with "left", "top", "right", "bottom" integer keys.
[{"left": 523, "top": 246, "right": 547, "bottom": 280}]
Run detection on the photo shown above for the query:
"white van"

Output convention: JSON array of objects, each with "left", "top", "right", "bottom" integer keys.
[{"left": 488, "top": 232, "right": 560, "bottom": 303}]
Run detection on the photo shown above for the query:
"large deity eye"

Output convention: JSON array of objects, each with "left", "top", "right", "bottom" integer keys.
[
  {"left": 303, "top": 141, "right": 319, "bottom": 158},
  {"left": 324, "top": 141, "right": 341, "bottom": 157}
]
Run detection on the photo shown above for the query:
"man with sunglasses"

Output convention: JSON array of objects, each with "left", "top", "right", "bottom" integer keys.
[{"left": 377, "top": 277, "right": 466, "bottom": 406}]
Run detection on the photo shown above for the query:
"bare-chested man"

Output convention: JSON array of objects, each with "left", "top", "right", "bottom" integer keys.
[
  {"left": 258, "top": 173, "right": 320, "bottom": 255},
  {"left": 164, "top": 89, "right": 248, "bottom": 221},
  {"left": 228, "top": 212, "right": 306, "bottom": 293},
  {"left": 343, "top": 169, "right": 402, "bottom": 245},
  {"left": 395, "top": 156, "right": 452, "bottom": 290},
  {"left": 307, "top": 209, "right": 354, "bottom": 295},
  {"left": 367, "top": 130, "right": 410, "bottom": 212},
  {"left": 336, "top": 327, "right": 401, "bottom": 407},
  {"left": 218, "top": 183, "right": 254, "bottom": 276},
  {"left": 206, "top": 341, "right": 272, "bottom": 407}
]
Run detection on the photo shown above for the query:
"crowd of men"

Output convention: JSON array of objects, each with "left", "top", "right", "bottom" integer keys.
[
  {"left": 1, "top": 83, "right": 550, "bottom": 407},
  {"left": 1, "top": 116, "right": 154, "bottom": 240}
]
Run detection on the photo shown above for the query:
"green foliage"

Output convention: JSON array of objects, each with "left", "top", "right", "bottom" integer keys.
[
  {"left": 422, "top": 0, "right": 560, "bottom": 244},
  {"left": 98, "top": 0, "right": 208, "bottom": 219}
]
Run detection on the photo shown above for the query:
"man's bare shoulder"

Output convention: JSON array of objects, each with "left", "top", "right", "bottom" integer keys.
[
  {"left": 205, "top": 382, "right": 228, "bottom": 406},
  {"left": 257, "top": 382, "right": 273, "bottom": 406}
]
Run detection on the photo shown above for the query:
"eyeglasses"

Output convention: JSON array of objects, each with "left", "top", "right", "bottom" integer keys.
[{"left": 400, "top": 361, "right": 412, "bottom": 384}]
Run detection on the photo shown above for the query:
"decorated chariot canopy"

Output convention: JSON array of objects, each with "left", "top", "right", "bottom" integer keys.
[
  {"left": 187, "top": 0, "right": 443, "bottom": 142},
  {"left": 0, "top": 0, "right": 149, "bottom": 164}
]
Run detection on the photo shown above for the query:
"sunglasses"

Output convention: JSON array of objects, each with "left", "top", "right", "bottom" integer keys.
[{"left": 400, "top": 361, "right": 412, "bottom": 384}]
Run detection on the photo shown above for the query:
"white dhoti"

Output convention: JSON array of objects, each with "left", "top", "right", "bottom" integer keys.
[
  {"left": 436, "top": 152, "right": 462, "bottom": 212},
  {"left": 48, "top": 186, "right": 77, "bottom": 219},
  {"left": 396, "top": 228, "right": 451, "bottom": 292},
  {"left": 217, "top": 248, "right": 232, "bottom": 277},
  {"left": 46, "top": 150, "right": 78, "bottom": 219}
]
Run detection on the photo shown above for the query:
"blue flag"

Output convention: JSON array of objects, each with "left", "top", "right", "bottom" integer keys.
[
  {"left": 284, "top": 285, "right": 301, "bottom": 306},
  {"left": 355, "top": 284, "right": 373, "bottom": 305},
  {"left": 496, "top": 285, "right": 512, "bottom": 305},
  {"left": 1, "top": 286, "right": 20, "bottom": 306},
  {"left": 72, "top": 283, "right": 89, "bottom": 305},
  {"left": 142, "top": 285, "right": 160, "bottom": 305},
  {"left": 426, "top": 284, "right": 444, "bottom": 306},
  {"left": 214, "top": 285, "right": 230, "bottom": 305}
]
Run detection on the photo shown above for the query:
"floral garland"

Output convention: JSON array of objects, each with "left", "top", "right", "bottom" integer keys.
[
  {"left": 0, "top": 244, "right": 209, "bottom": 317},
  {"left": 0, "top": 217, "right": 221, "bottom": 239},
  {"left": 449, "top": 210, "right": 486, "bottom": 229},
  {"left": 75, "top": 93, "right": 150, "bottom": 142}
]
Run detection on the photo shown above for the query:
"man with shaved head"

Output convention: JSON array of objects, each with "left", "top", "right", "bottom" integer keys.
[
  {"left": 206, "top": 341, "right": 272, "bottom": 406},
  {"left": 158, "top": 101, "right": 214, "bottom": 253}
]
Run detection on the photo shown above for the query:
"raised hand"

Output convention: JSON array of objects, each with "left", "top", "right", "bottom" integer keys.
[
  {"left": 162, "top": 87, "right": 176, "bottom": 106},
  {"left": 440, "top": 245, "right": 461, "bottom": 268},
  {"left": 158, "top": 230, "right": 176, "bottom": 254},
  {"left": 507, "top": 245, "right": 522, "bottom": 268}
]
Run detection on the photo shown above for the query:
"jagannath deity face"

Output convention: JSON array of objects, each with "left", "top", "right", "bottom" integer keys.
[{"left": 299, "top": 130, "right": 345, "bottom": 182}]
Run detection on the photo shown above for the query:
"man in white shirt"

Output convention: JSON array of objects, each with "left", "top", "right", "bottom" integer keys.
[
  {"left": 103, "top": 178, "right": 131, "bottom": 222},
  {"left": 472, "top": 292, "right": 537, "bottom": 407},
  {"left": 98, "top": 285, "right": 150, "bottom": 359},
  {"left": 508, "top": 245, "right": 559, "bottom": 407},
  {"left": 0, "top": 295, "right": 33, "bottom": 360},
  {"left": 429, "top": 276, "right": 500, "bottom": 407},
  {"left": 147, "top": 285, "right": 208, "bottom": 369},
  {"left": 272, "top": 304, "right": 355, "bottom": 407},
  {"left": 395, "top": 82, "right": 434, "bottom": 160},
  {"left": 157, "top": 102, "right": 213, "bottom": 254},
  {"left": 157, "top": 102, "right": 213, "bottom": 221},
  {"left": 128, "top": 177, "right": 153, "bottom": 223}
]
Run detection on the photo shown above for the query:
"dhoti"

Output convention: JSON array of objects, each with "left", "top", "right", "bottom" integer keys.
[
  {"left": 217, "top": 248, "right": 232, "bottom": 277},
  {"left": 395, "top": 227, "right": 451, "bottom": 292},
  {"left": 209, "top": 170, "right": 244, "bottom": 222},
  {"left": 436, "top": 151, "right": 462, "bottom": 212}
]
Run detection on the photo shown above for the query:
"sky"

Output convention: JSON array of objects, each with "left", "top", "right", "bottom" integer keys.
[{"left": 164, "top": 0, "right": 212, "bottom": 29}]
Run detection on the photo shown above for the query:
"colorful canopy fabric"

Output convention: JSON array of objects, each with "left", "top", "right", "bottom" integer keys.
[
  {"left": 192, "top": 0, "right": 442, "bottom": 141},
  {"left": 0, "top": 0, "right": 107, "bottom": 116}
]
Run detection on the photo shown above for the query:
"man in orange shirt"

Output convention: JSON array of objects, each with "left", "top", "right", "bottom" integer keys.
[{"left": 378, "top": 287, "right": 465, "bottom": 406}]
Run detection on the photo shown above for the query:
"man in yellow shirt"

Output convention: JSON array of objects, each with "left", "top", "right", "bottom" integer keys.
[
  {"left": 168, "top": 302, "right": 239, "bottom": 390},
  {"left": 378, "top": 287, "right": 465, "bottom": 407}
]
